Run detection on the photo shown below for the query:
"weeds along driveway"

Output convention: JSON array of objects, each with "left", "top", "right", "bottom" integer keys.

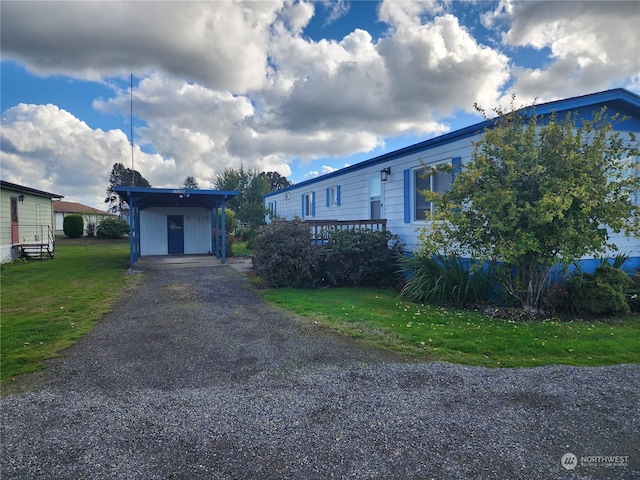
[{"left": 1, "top": 264, "right": 639, "bottom": 479}]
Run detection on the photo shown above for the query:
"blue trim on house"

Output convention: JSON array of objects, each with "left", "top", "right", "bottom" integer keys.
[
  {"left": 265, "top": 88, "right": 640, "bottom": 200},
  {"left": 403, "top": 169, "right": 411, "bottom": 224},
  {"left": 452, "top": 156, "right": 462, "bottom": 181},
  {"left": 336, "top": 185, "right": 341, "bottom": 206}
]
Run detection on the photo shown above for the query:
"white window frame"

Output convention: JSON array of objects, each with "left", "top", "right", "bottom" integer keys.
[
  {"left": 414, "top": 162, "right": 452, "bottom": 221},
  {"left": 303, "top": 192, "right": 315, "bottom": 218},
  {"left": 328, "top": 186, "right": 339, "bottom": 208}
]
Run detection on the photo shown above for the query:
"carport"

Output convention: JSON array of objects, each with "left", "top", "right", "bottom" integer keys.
[{"left": 114, "top": 186, "right": 238, "bottom": 267}]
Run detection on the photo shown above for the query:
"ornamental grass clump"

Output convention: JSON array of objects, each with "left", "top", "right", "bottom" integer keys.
[{"left": 400, "top": 253, "right": 497, "bottom": 307}]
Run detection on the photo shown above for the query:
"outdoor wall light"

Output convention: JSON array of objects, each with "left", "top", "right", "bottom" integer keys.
[
  {"left": 18, "top": 194, "right": 25, "bottom": 203},
  {"left": 380, "top": 167, "right": 391, "bottom": 182}
]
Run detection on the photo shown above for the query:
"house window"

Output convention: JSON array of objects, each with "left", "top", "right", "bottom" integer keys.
[
  {"left": 268, "top": 201, "right": 277, "bottom": 219},
  {"left": 302, "top": 192, "right": 315, "bottom": 217},
  {"left": 326, "top": 186, "right": 341, "bottom": 208},
  {"left": 414, "top": 165, "right": 452, "bottom": 221}
]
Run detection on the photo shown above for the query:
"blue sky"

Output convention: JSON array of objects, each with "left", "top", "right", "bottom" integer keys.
[{"left": 2, "top": 0, "right": 639, "bottom": 209}]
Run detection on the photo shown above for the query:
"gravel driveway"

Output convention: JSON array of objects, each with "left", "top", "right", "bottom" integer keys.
[{"left": 1, "top": 262, "right": 638, "bottom": 479}]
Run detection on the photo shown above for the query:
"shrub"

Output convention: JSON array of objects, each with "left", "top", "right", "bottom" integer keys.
[
  {"left": 86, "top": 222, "right": 96, "bottom": 237},
  {"left": 222, "top": 208, "right": 236, "bottom": 234},
  {"left": 322, "top": 229, "right": 403, "bottom": 287},
  {"left": 400, "top": 254, "right": 498, "bottom": 307},
  {"left": 628, "top": 272, "right": 640, "bottom": 313},
  {"left": 564, "top": 264, "right": 632, "bottom": 317},
  {"left": 215, "top": 232, "right": 233, "bottom": 258},
  {"left": 236, "top": 226, "right": 260, "bottom": 249},
  {"left": 96, "top": 217, "right": 130, "bottom": 239},
  {"left": 63, "top": 214, "right": 84, "bottom": 238},
  {"left": 252, "top": 218, "right": 319, "bottom": 288}
]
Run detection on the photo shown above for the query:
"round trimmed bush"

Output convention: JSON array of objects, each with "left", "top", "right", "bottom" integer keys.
[{"left": 63, "top": 214, "right": 84, "bottom": 238}]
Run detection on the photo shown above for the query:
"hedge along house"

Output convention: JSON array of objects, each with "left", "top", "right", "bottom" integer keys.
[
  {"left": 0, "top": 180, "right": 63, "bottom": 261},
  {"left": 113, "top": 186, "right": 238, "bottom": 267},
  {"left": 264, "top": 88, "right": 640, "bottom": 271}
]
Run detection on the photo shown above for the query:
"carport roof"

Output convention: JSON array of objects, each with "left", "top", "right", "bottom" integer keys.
[{"left": 114, "top": 186, "right": 238, "bottom": 210}]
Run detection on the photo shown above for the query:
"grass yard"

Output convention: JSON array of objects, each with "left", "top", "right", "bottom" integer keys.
[
  {"left": 0, "top": 238, "right": 141, "bottom": 384},
  {"left": 232, "top": 240, "right": 253, "bottom": 257},
  {"left": 261, "top": 287, "right": 640, "bottom": 367}
]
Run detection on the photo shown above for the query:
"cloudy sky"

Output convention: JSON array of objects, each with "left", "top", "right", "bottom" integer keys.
[{"left": 1, "top": 0, "right": 639, "bottom": 210}]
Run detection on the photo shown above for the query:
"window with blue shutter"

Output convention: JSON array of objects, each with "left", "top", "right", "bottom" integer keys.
[
  {"left": 407, "top": 161, "right": 455, "bottom": 222},
  {"left": 327, "top": 186, "right": 341, "bottom": 207},
  {"left": 302, "top": 192, "right": 315, "bottom": 217}
]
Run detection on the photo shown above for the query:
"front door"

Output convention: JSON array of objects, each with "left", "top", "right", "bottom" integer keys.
[
  {"left": 167, "top": 215, "right": 184, "bottom": 254},
  {"left": 10, "top": 197, "right": 19, "bottom": 243}
]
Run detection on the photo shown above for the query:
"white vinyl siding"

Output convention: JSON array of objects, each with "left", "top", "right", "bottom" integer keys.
[{"left": 140, "top": 207, "right": 211, "bottom": 255}]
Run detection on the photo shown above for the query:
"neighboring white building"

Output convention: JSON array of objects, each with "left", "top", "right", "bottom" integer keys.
[
  {"left": 0, "top": 180, "right": 63, "bottom": 262},
  {"left": 265, "top": 88, "right": 640, "bottom": 271},
  {"left": 53, "top": 200, "right": 115, "bottom": 236}
]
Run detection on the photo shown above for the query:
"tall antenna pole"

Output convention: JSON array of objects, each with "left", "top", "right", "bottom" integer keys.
[{"left": 131, "top": 73, "right": 135, "bottom": 187}]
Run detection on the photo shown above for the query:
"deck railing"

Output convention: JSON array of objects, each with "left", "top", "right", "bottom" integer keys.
[{"left": 305, "top": 219, "right": 387, "bottom": 243}]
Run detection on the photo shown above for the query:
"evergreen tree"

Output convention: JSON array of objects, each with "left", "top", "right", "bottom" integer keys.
[
  {"left": 105, "top": 162, "right": 151, "bottom": 214},
  {"left": 183, "top": 176, "right": 199, "bottom": 189}
]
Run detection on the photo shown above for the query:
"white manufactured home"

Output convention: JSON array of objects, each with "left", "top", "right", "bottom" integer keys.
[
  {"left": 0, "top": 180, "right": 63, "bottom": 262},
  {"left": 265, "top": 89, "right": 640, "bottom": 271}
]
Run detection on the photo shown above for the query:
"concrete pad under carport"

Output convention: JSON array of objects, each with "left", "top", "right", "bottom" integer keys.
[{"left": 132, "top": 255, "right": 253, "bottom": 272}]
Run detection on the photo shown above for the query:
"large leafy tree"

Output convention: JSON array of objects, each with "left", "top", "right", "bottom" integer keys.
[
  {"left": 215, "top": 165, "right": 270, "bottom": 226},
  {"left": 419, "top": 98, "right": 640, "bottom": 314},
  {"left": 260, "top": 171, "right": 293, "bottom": 191},
  {"left": 105, "top": 162, "right": 151, "bottom": 214}
]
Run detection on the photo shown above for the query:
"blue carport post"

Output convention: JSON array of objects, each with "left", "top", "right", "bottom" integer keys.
[
  {"left": 213, "top": 207, "right": 219, "bottom": 259},
  {"left": 221, "top": 199, "right": 226, "bottom": 263},
  {"left": 128, "top": 192, "right": 135, "bottom": 267},
  {"left": 210, "top": 208, "right": 215, "bottom": 257}
]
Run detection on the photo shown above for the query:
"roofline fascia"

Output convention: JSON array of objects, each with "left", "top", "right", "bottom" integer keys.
[
  {"left": 1, "top": 180, "right": 64, "bottom": 199},
  {"left": 265, "top": 88, "right": 640, "bottom": 199}
]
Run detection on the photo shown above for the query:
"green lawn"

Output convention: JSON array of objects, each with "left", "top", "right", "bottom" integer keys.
[
  {"left": 261, "top": 287, "right": 640, "bottom": 367},
  {"left": 232, "top": 240, "right": 253, "bottom": 257},
  {"left": 0, "top": 238, "right": 141, "bottom": 383},
  {"left": 3, "top": 239, "right": 638, "bottom": 386}
]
